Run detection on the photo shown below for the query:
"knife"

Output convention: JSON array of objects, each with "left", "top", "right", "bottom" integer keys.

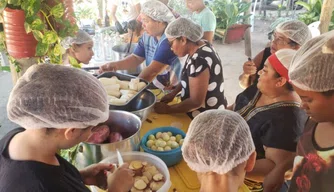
[
  {"left": 116, "top": 149, "right": 124, "bottom": 166},
  {"left": 245, "top": 37, "right": 252, "bottom": 61}
]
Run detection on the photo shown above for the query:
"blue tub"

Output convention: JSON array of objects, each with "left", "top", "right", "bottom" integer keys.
[{"left": 140, "top": 126, "right": 186, "bottom": 167}]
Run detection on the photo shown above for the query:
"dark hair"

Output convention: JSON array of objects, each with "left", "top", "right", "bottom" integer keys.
[
  {"left": 288, "top": 39, "right": 299, "bottom": 47},
  {"left": 321, "top": 90, "right": 334, "bottom": 97},
  {"left": 274, "top": 72, "right": 294, "bottom": 91}
]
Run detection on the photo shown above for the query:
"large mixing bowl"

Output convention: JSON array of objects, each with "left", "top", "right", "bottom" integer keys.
[
  {"left": 75, "top": 110, "right": 142, "bottom": 169},
  {"left": 109, "top": 89, "right": 156, "bottom": 122},
  {"left": 112, "top": 43, "right": 146, "bottom": 75}
]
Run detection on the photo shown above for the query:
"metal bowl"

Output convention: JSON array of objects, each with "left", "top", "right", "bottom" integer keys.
[
  {"left": 75, "top": 110, "right": 142, "bottom": 169},
  {"left": 109, "top": 89, "right": 156, "bottom": 122},
  {"left": 112, "top": 43, "right": 146, "bottom": 75}
]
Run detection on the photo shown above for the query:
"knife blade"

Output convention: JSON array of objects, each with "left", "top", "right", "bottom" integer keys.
[{"left": 116, "top": 149, "right": 124, "bottom": 166}]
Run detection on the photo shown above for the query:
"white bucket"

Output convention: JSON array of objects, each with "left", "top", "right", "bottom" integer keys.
[{"left": 100, "top": 151, "right": 171, "bottom": 192}]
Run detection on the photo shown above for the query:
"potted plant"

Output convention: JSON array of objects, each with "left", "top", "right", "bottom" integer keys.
[
  {"left": 210, "top": 0, "right": 252, "bottom": 44},
  {"left": 0, "top": 0, "right": 78, "bottom": 83},
  {"left": 296, "top": 0, "right": 334, "bottom": 30}
]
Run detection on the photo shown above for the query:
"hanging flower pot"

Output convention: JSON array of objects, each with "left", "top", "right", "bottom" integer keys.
[{"left": 3, "top": 8, "right": 38, "bottom": 59}]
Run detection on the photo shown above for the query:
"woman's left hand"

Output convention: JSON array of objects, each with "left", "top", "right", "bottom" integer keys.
[
  {"left": 80, "top": 163, "right": 115, "bottom": 189},
  {"left": 154, "top": 102, "right": 171, "bottom": 114}
]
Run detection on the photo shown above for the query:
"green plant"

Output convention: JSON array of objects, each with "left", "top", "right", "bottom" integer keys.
[
  {"left": 210, "top": 0, "right": 251, "bottom": 29},
  {"left": 296, "top": 0, "right": 334, "bottom": 30},
  {"left": 0, "top": 0, "right": 78, "bottom": 66},
  {"left": 75, "top": 4, "right": 96, "bottom": 20}
]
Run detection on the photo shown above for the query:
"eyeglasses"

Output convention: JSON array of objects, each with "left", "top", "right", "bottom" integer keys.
[
  {"left": 168, "top": 38, "right": 177, "bottom": 47},
  {"left": 271, "top": 33, "right": 291, "bottom": 45}
]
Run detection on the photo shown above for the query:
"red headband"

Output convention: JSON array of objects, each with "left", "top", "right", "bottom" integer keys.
[{"left": 268, "top": 54, "right": 289, "bottom": 82}]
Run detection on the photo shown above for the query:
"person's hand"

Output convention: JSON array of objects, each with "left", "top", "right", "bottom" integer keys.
[
  {"left": 263, "top": 168, "right": 285, "bottom": 192},
  {"left": 160, "top": 92, "right": 176, "bottom": 103},
  {"left": 107, "top": 163, "right": 134, "bottom": 192},
  {"left": 80, "top": 163, "right": 114, "bottom": 189},
  {"left": 154, "top": 102, "right": 172, "bottom": 114},
  {"left": 243, "top": 60, "right": 257, "bottom": 76},
  {"left": 99, "top": 62, "right": 117, "bottom": 74}
]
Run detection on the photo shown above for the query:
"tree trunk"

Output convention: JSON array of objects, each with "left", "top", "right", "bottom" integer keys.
[
  {"left": 9, "top": 58, "right": 38, "bottom": 85},
  {"left": 319, "top": 0, "right": 334, "bottom": 34}
]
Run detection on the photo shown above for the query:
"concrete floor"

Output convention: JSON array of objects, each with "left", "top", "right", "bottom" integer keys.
[{"left": 0, "top": 18, "right": 273, "bottom": 138}]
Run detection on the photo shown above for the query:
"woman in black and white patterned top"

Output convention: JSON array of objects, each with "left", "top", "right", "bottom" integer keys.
[{"left": 154, "top": 17, "right": 227, "bottom": 119}]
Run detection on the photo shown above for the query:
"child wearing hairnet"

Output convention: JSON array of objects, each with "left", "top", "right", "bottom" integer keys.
[
  {"left": 287, "top": 31, "right": 334, "bottom": 192},
  {"left": 0, "top": 64, "right": 134, "bottom": 192},
  {"left": 61, "top": 29, "right": 94, "bottom": 65},
  {"left": 182, "top": 110, "right": 256, "bottom": 192}
]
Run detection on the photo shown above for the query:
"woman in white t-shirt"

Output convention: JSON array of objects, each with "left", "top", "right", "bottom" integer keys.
[{"left": 110, "top": 0, "right": 141, "bottom": 32}]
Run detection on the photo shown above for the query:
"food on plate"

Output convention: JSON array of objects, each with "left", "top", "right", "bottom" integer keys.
[
  {"left": 86, "top": 125, "right": 110, "bottom": 144},
  {"left": 127, "top": 160, "right": 165, "bottom": 191},
  {"left": 99, "top": 76, "right": 146, "bottom": 105},
  {"left": 146, "top": 131, "right": 184, "bottom": 151}
]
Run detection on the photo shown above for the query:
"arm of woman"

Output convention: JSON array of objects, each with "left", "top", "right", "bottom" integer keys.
[
  {"left": 99, "top": 54, "right": 145, "bottom": 73},
  {"left": 155, "top": 68, "right": 209, "bottom": 114},
  {"left": 110, "top": 4, "right": 118, "bottom": 23},
  {"left": 262, "top": 148, "right": 295, "bottom": 192},
  {"left": 239, "top": 49, "right": 265, "bottom": 89},
  {"left": 134, "top": 2, "right": 141, "bottom": 16},
  {"left": 138, "top": 60, "right": 169, "bottom": 82}
]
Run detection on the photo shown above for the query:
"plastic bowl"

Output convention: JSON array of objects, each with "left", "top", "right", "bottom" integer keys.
[
  {"left": 100, "top": 151, "right": 171, "bottom": 192},
  {"left": 140, "top": 126, "right": 186, "bottom": 167}
]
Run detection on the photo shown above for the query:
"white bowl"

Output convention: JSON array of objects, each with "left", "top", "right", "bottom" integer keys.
[{"left": 100, "top": 151, "right": 171, "bottom": 192}]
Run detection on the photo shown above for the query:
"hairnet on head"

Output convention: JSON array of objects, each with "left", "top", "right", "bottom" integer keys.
[
  {"left": 268, "top": 49, "right": 296, "bottom": 81},
  {"left": 61, "top": 30, "right": 93, "bottom": 49},
  {"left": 165, "top": 17, "right": 203, "bottom": 42},
  {"left": 275, "top": 20, "right": 312, "bottom": 46},
  {"left": 182, "top": 110, "right": 255, "bottom": 175},
  {"left": 7, "top": 64, "right": 109, "bottom": 129},
  {"left": 141, "top": 0, "right": 175, "bottom": 23},
  {"left": 289, "top": 30, "right": 334, "bottom": 92}
]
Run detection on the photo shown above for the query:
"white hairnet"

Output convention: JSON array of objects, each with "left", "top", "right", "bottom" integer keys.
[
  {"left": 182, "top": 110, "right": 255, "bottom": 175},
  {"left": 165, "top": 17, "right": 203, "bottom": 42},
  {"left": 7, "top": 64, "right": 109, "bottom": 129},
  {"left": 141, "top": 0, "right": 175, "bottom": 23},
  {"left": 268, "top": 49, "right": 296, "bottom": 81},
  {"left": 61, "top": 30, "right": 93, "bottom": 49},
  {"left": 276, "top": 20, "right": 312, "bottom": 46},
  {"left": 289, "top": 30, "right": 334, "bottom": 92}
]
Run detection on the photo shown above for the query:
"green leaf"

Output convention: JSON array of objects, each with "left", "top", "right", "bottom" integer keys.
[
  {"left": 7, "top": 0, "right": 21, "bottom": 6},
  {"left": 50, "top": 3, "right": 65, "bottom": 18},
  {"left": 69, "top": 56, "right": 81, "bottom": 68},
  {"left": 36, "top": 42, "right": 49, "bottom": 56},
  {"left": 31, "top": 18, "right": 44, "bottom": 31},
  {"left": 225, "top": 4, "right": 235, "bottom": 19},
  {"left": 42, "top": 31, "right": 58, "bottom": 44},
  {"left": 24, "top": 22, "right": 32, "bottom": 33},
  {"left": 53, "top": 43, "right": 64, "bottom": 56},
  {"left": 0, "top": 1, "right": 7, "bottom": 10},
  {"left": 295, "top": 1, "right": 311, "bottom": 11},
  {"left": 32, "top": 30, "right": 44, "bottom": 41}
]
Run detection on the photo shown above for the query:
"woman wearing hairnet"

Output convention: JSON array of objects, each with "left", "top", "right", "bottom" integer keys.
[
  {"left": 62, "top": 30, "right": 94, "bottom": 65},
  {"left": 287, "top": 31, "right": 334, "bottom": 192},
  {"left": 154, "top": 18, "right": 227, "bottom": 119},
  {"left": 100, "top": 0, "right": 182, "bottom": 91},
  {"left": 230, "top": 49, "right": 308, "bottom": 191},
  {"left": 0, "top": 64, "right": 134, "bottom": 192},
  {"left": 182, "top": 110, "right": 257, "bottom": 192},
  {"left": 239, "top": 20, "right": 312, "bottom": 89}
]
